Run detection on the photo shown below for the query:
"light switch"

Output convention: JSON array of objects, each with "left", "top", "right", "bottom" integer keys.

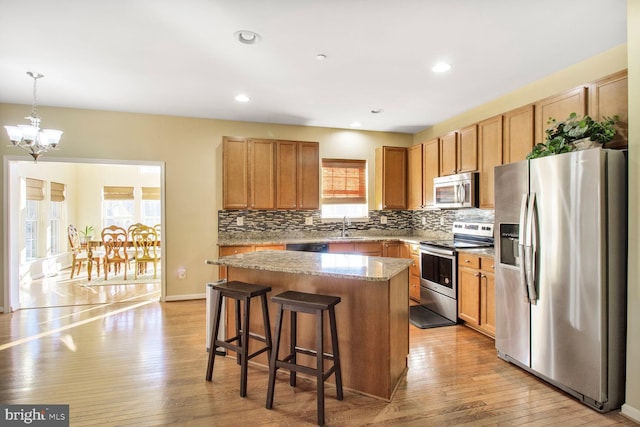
[
  {"left": 421, "top": 217, "right": 426, "bottom": 225},
  {"left": 305, "top": 216, "right": 313, "bottom": 225},
  {"left": 237, "top": 217, "right": 244, "bottom": 226},
  {"left": 380, "top": 216, "right": 387, "bottom": 224}
]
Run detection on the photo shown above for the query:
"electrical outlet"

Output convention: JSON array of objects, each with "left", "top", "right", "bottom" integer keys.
[
  {"left": 305, "top": 216, "right": 313, "bottom": 225},
  {"left": 178, "top": 268, "right": 187, "bottom": 279},
  {"left": 440, "top": 217, "right": 445, "bottom": 226},
  {"left": 421, "top": 217, "right": 426, "bottom": 225},
  {"left": 236, "top": 217, "right": 244, "bottom": 226},
  {"left": 380, "top": 215, "right": 387, "bottom": 225}
]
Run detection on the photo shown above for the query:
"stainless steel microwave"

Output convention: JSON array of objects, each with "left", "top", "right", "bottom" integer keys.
[{"left": 433, "top": 172, "right": 478, "bottom": 209}]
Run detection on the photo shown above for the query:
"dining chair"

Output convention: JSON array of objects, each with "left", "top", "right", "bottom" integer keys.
[
  {"left": 67, "top": 224, "right": 103, "bottom": 279},
  {"left": 131, "top": 225, "right": 161, "bottom": 279},
  {"left": 101, "top": 225, "right": 131, "bottom": 280}
]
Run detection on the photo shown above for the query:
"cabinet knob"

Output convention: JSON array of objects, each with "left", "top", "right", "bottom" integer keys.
[
  {"left": 464, "top": 259, "right": 471, "bottom": 263},
  {"left": 474, "top": 273, "right": 481, "bottom": 277}
]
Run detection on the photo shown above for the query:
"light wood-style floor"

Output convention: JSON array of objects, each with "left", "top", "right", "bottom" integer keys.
[{"left": 0, "top": 290, "right": 636, "bottom": 425}]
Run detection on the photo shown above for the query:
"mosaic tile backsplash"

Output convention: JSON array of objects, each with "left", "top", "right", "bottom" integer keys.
[{"left": 218, "top": 208, "right": 494, "bottom": 241}]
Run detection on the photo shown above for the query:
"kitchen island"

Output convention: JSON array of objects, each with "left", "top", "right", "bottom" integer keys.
[{"left": 209, "top": 250, "right": 413, "bottom": 401}]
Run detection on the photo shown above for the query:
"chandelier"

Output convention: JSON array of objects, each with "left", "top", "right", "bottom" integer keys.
[{"left": 4, "top": 71, "right": 63, "bottom": 161}]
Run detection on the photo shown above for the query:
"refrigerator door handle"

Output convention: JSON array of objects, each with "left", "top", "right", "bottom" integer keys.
[
  {"left": 525, "top": 193, "right": 538, "bottom": 303},
  {"left": 518, "top": 193, "right": 529, "bottom": 300}
]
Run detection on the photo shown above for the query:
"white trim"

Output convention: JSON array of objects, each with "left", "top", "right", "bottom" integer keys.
[
  {"left": 621, "top": 403, "right": 640, "bottom": 423},
  {"left": 164, "top": 293, "right": 205, "bottom": 301}
]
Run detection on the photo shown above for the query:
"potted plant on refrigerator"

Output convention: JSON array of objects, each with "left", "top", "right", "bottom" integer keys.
[{"left": 526, "top": 112, "right": 619, "bottom": 159}]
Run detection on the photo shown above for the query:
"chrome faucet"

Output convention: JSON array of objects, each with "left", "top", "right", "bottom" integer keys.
[{"left": 341, "top": 216, "right": 351, "bottom": 237}]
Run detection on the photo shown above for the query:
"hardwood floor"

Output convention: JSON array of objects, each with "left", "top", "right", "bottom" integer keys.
[{"left": 0, "top": 297, "right": 635, "bottom": 426}]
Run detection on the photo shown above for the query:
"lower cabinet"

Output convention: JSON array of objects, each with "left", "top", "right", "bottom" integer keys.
[
  {"left": 458, "top": 253, "right": 495, "bottom": 338},
  {"left": 218, "top": 244, "right": 284, "bottom": 279},
  {"left": 327, "top": 241, "right": 382, "bottom": 256},
  {"left": 408, "top": 243, "right": 421, "bottom": 302}
]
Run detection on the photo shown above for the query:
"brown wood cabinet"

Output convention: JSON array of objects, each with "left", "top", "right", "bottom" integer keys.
[
  {"left": 422, "top": 138, "right": 439, "bottom": 208},
  {"left": 222, "top": 137, "right": 249, "bottom": 209},
  {"left": 275, "top": 140, "right": 298, "bottom": 209},
  {"left": 408, "top": 243, "right": 421, "bottom": 302},
  {"left": 382, "top": 240, "right": 402, "bottom": 258},
  {"left": 589, "top": 70, "right": 628, "bottom": 149},
  {"left": 478, "top": 115, "right": 503, "bottom": 209},
  {"left": 458, "top": 124, "right": 478, "bottom": 173},
  {"left": 218, "top": 244, "right": 285, "bottom": 279},
  {"left": 458, "top": 253, "right": 495, "bottom": 338},
  {"left": 535, "top": 86, "right": 588, "bottom": 143},
  {"left": 439, "top": 131, "right": 458, "bottom": 176},
  {"left": 249, "top": 139, "right": 276, "bottom": 209},
  {"left": 328, "top": 241, "right": 382, "bottom": 256},
  {"left": 407, "top": 144, "right": 423, "bottom": 210},
  {"left": 375, "top": 146, "right": 407, "bottom": 210},
  {"left": 297, "top": 141, "right": 320, "bottom": 209},
  {"left": 503, "top": 104, "right": 535, "bottom": 164}
]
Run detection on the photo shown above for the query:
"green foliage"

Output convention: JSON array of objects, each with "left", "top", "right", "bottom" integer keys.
[
  {"left": 80, "top": 225, "right": 94, "bottom": 238},
  {"left": 526, "top": 112, "right": 619, "bottom": 159}
]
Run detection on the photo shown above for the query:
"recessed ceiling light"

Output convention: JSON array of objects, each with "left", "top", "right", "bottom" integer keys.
[
  {"left": 371, "top": 108, "right": 384, "bottom": 114},
  {"left": 432, "top": 62, "right": 451, "bottom": 73},
  {"left": 234, "top": 30, "right": 262, "bottom": 45},
  {"left": 235, "top": 94, "right": 250, "bottom": 102},
  {"left": 350, "top": 121, "right": 362, "bottom": 128},
  {"left": 316, "top": 53, "right": 327, "bottom": 61}
]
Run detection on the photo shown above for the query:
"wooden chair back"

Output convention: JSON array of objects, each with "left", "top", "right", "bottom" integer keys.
[{"left": 101, "top": 225, "right": 129, "bottom": 280}]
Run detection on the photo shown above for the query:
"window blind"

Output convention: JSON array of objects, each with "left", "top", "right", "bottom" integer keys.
[
  {"left": 25, "top": 178, "right": 44, "bottom": 201},
  {"left": 321, "top": 159, "right": 366, "bottom": 204},
  {"left": 141, "top": 187, "right": 160, "bottom": 200},
  {"left": 103, "top": 186, "right": 134, "bottom": 200},
  {"left": 50, "top": 182, "right": 65, "bottom": 202}
]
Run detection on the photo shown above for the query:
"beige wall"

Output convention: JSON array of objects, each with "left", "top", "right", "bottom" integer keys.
[
  {"left": 0, "top": 108, "right": 412, "bottom": 307},
  {"left": 414, "top": 44, "right": 628, "bottom": 144},
  {"left": 624, "top": 0, "right": 640, "bottom": 420}
]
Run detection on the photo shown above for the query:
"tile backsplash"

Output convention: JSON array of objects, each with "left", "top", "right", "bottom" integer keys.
[{"left": 218, "top": 208, "right": 494, "bottom": 241}]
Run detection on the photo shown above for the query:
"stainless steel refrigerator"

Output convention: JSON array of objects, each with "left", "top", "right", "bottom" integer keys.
[{"left": 494, "top": 148, "right": 627, "bottom": 412}]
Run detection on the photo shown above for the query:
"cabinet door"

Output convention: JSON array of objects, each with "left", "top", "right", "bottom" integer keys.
[
  {"left": 356, "top": 241, "right": 383, "bottom": 256},
  {"left": 218, "top": 245, "right": 253, "bottom": 279},
  {"left": 222, "top": 137, "right": 249, "bottom": 209},
  {"left": 407, "top": 144, "right": 423, "bottom": 210},
  {"left": 328, "top": 242, "right": 355, "bottom": 253},
  {"left": 535, "top": 86, "right": 587, "bottom": 143},
  {"left": 503, "top": 105, "right": 535, "bottom": 164},
  {"left": 422, "top": 139, "right": 439, "bottom": 207},
  {"left": 297, "top": 142, "right": 320, "bottom": 209},
  {"left": 254, "top": 244, "right": 285, "bottom": 251},
  {"left": 458, "top": 124, "right": 478, "bottom": 173},
  {"left": 248, "top": 139, "right": 275, "bottom": 209},
  {"left": 439, "top": 131, "right": 458, "bottom": 176},
  {"left": 376, "top": 146, "right": 407, "bottom": 210},
  {"left": 458, "top": 267, "right": 481, "bottom": 326},
  {"left": 478, "top": 115, "right": 503, "bottom": 209},
  {"left": 589, "top": 70, "right": 628, "bottom": 149},
  {"left": 276, "top": 141, "right": 298, "bottom": 209},
  {"left": 382, "top": 241, "right": 402, "bottom": 257},
  {"left": 480, "top": 271, "right": 496, "bottom": 337}
]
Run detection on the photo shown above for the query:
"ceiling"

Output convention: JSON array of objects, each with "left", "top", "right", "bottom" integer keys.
[{"left": 0, "top": 0, "right": 627, "bottom": 134}]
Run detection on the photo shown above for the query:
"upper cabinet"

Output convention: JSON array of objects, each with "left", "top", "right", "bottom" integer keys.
[
  {"left": 223, "top": 137, "right": 319, "bottom": 210},
  {"left": 223, "top": 137, "right": 249, "bottom": 209},
  {"left": 503, "top": 105, "right": 535, "bottom": 164},
  {"left": 439, "top": 131, "right": 457, "bottom": 176},
  {"left": 407, "top": 144, "right": 423, "bottom": 210},
  {"left": 458, "top": 124, "right": 478, "bottom": 173},
  {"left": 422, "top": 139, "right": 440, "bottom": 208},
  {"left": 375, "top": 146, "right": 407, "bottom": 210},
  {"left": 478, "top": 115, "right": 503, "bottom": 209},
  {"left": 535, "top": 86, "right": 588, "bottom": 143},
  {"left": 276, "top": 140, "right": 320, "bottom": 210},
  {"left": 589, "top": 70, "right": 628, "bottom": 149},
  {"left": 439, "top": 125, "right": 477, "bottom": 176}
]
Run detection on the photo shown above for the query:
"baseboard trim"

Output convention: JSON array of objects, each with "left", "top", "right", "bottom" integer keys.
[
  {"left": 621, "top": 403, "right": 640, "bottom": 423},
  {"left": 163, "top": 293, "right": 205, "bottom": 302}
]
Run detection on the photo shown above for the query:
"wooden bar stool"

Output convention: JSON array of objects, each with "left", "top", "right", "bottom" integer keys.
[
  {"left": 266, "top": 290, "right": 343, "bottom": 426},
  {"left": 205, "top": 281, "right": 272, "bottom": 398}
]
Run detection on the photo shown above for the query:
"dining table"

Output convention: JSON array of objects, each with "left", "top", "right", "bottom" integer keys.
[{"left": 84, "top": 239, "right": 161, "bottom": 281}]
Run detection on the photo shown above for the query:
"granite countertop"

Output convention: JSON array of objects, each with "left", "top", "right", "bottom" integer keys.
[
  {"left": 456, "top": 247, "right": 495, "bottom": 257},
  {"left": 208, "top": 250, "right": 414, "bottom": 281},
  {"left": 218, "top": 235, "right": 427, "bottom": 246}
]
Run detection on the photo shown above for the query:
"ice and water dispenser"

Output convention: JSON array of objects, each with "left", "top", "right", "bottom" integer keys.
[{"left": 499, "top": 223, "right": 520, "bottom": 267}]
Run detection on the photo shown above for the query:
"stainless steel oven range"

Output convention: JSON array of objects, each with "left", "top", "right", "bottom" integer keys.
[{"left": 419, "top": 221, "right": 494, "bottom": 322}]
